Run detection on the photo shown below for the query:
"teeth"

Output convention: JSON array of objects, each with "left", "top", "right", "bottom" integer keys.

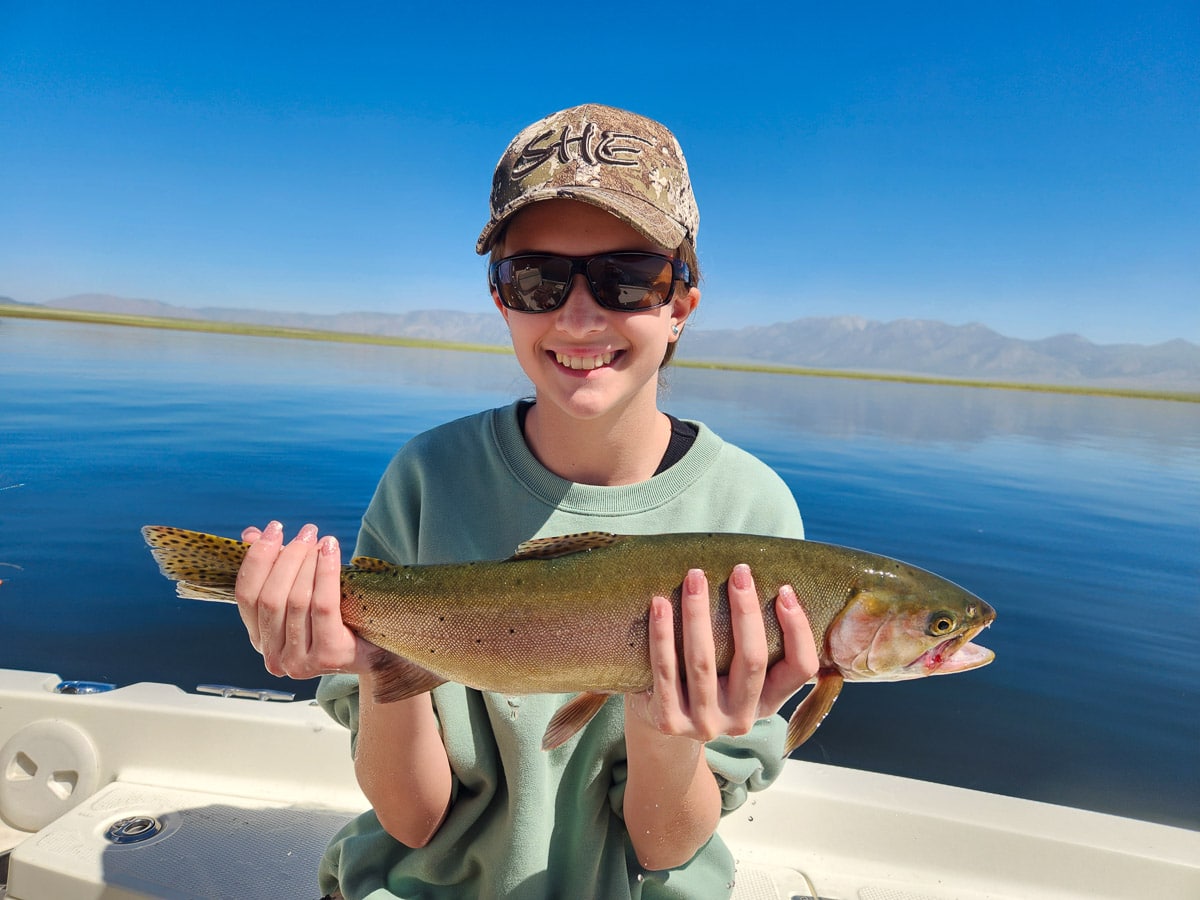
[{"left": 555, "top": 351, "right": 615, "bottom": 370}]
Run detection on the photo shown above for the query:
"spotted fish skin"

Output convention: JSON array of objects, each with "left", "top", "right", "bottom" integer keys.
[{"left": 141, "top": 525, "right": 995, "bottom": 752}]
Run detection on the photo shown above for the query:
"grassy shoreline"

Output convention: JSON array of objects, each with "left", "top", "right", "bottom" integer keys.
[{"left": 3, "top": 303, "right": 1196, "bottom": 404}]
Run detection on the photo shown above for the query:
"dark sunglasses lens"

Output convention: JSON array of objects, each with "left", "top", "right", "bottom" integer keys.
[
  {"left": 586, "top": 255, "right": 675, "bottom": 310},
  {"left": 495, "top": 257, "right": 573, "bottom": 312}
]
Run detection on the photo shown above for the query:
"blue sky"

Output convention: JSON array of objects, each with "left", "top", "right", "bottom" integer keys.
[{"left": 2, "top": 2, "right": 1196, "bottom": 345}]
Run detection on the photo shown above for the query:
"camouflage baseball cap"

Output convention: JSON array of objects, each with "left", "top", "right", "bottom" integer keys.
[{"left": 476, "top": 104, "right": 699, "bottom": 255}]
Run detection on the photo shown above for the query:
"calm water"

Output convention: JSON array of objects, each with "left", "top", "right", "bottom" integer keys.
[{"left": 2, "top": 318, "right": 1197, "bottom": 829}]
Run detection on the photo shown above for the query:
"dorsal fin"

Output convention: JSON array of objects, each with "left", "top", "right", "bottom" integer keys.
[
  {"left": 510, "top": 532, "right": 621, "bottom": 561},
  {"left": 350, "top": 555, "right": 398, "bottom": 572}
]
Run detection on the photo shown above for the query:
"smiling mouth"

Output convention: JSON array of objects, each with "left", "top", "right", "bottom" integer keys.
[{"left": 553, "top": 351, "right": 616, "bottom": 371}]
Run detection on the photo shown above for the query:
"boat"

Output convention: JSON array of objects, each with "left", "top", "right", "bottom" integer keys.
[{"left": 1, "top": 668, "right": 1196, "bottom": 899}]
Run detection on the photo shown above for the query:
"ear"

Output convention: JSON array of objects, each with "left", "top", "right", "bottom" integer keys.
[
  {"left": 491, "top": 288, "right": 510, "bottom": 324},
  {"left": 669, "top": 286, "right": 700, "bottom": 341}
]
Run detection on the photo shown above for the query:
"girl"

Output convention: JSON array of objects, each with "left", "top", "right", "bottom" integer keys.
[{"left": 234, "top": 104, "right": 819, "bottom": 899}]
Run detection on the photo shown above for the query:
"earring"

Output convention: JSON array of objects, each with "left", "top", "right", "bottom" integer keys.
[{"left": 671, "top": 324, "right": 681, "bottom": 336}]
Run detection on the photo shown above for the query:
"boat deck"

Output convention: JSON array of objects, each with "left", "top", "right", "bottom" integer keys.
[{"left": 2, "top": 670, "right": 1197, "bottom": 899}]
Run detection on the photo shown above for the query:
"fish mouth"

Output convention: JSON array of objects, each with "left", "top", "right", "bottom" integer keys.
[
  {"left": 914, "top": 625, "right": 995, "bottom": 675},
  {"left": 553, "top": 350, "right": 617, "bottom": 371}
]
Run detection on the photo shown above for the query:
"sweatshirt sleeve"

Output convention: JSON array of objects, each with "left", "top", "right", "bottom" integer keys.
[
  {"left": 606, "top": 714, "right": 788, "bottom": 817},
  {"left": 316, "top": 673, "right": 363, "bottom": 756},
  {"left": 704, "top": 714, "right": 789, "bottom": 813}
]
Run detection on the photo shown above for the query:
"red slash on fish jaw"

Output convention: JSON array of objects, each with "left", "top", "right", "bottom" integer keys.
[
  {"left": 921, "top": 630, "right": 995, "bottom": 675},
  {"left": 918, "top": 636, "right": 958, "bottom": 672}
]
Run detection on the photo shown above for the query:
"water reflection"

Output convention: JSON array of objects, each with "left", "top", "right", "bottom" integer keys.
[{"left": 666, "top": 366, "right": 1200, "bottom": 458}]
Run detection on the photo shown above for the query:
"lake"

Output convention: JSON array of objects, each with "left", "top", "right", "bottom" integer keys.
[{"left": 1, "top": 317, "right": 1196, "bottom": 830}]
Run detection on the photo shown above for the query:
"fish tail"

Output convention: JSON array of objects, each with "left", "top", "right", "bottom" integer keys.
[{"left": 141, "top": 525, "right": 248, "bottom": 604}]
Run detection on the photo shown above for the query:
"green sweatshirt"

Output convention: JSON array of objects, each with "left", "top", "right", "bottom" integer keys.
[{"left": 317, "top": 402, "right": 804, "bottom": 900}]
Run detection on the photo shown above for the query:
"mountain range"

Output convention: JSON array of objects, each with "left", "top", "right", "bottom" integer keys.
[{"left": 7, "top": 293, "right": 1199, "bottom": 391}]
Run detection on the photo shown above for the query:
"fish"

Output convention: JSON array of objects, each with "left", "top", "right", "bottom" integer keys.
[{"left": 142, "top": 526, "right": 995, "bottom": 754}]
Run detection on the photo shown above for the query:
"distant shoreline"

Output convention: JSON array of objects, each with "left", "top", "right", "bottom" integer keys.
[{"left": 3, "top": 303, "right": 1196, "bottom": 404}]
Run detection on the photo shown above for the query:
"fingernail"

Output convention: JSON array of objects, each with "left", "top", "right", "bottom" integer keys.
[
  {"left": 731, "top": 564, "right": 751, "bottom": 590},
  {"left": 264, "top": 521, "right": 283, "bottom": 537},
  {"left": 320, "top": 536, "right": 339, "bottom": 556},
  {"left": 299, "top": 524, "right": 318, "bottom": 542},
  {"left": 686, "top": 569, "right": 705, "bottom": 593},
  {"left": 779, "top": 585, "right": 798, "bottom": 610}
]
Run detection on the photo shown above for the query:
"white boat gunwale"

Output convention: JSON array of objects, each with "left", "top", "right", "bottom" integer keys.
[{"left": 1, "top": 669, "right": 1197, "bottom": 900}]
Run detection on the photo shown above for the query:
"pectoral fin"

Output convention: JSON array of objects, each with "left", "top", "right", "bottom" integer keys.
[
  {"left": 542, "top": 692, "right": 611, "bottom": 750},
  {"left": 368, "top": 650, "right": 448, "bottom": 703},
  {"left": 784, "top": 669, "right": 845, "bottom": 756}
]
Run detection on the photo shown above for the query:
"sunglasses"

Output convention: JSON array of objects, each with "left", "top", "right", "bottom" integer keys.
[{"left": 489, "top": 252, "right": 691, "bottom": 314}]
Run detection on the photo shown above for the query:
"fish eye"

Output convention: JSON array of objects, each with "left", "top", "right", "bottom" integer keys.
[{"left": 928, "top": 612, "right": 957, "bottom": 636}]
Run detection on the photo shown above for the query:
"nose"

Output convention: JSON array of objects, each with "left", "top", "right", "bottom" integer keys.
[{"left": 554, "top": 274, "right": 607, "bottom": 334}]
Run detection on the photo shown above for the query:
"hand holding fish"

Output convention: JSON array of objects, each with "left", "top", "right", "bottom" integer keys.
[
  {"left": 621, "top": 564, "right": 819, "bottom": 870},
  {"left": 234, "top": 521, "right": 374, "bottom": 680},
  {"left": 626, "top": 564, "right": 819, "bottom": 744},
  {"left": 233, "top": 520, "right": 453, "bottom": 847}
]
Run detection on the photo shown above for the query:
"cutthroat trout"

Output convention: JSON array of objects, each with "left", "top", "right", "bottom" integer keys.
[{"left": 142, "top": 526, "right": 995, "bottom": 754}]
